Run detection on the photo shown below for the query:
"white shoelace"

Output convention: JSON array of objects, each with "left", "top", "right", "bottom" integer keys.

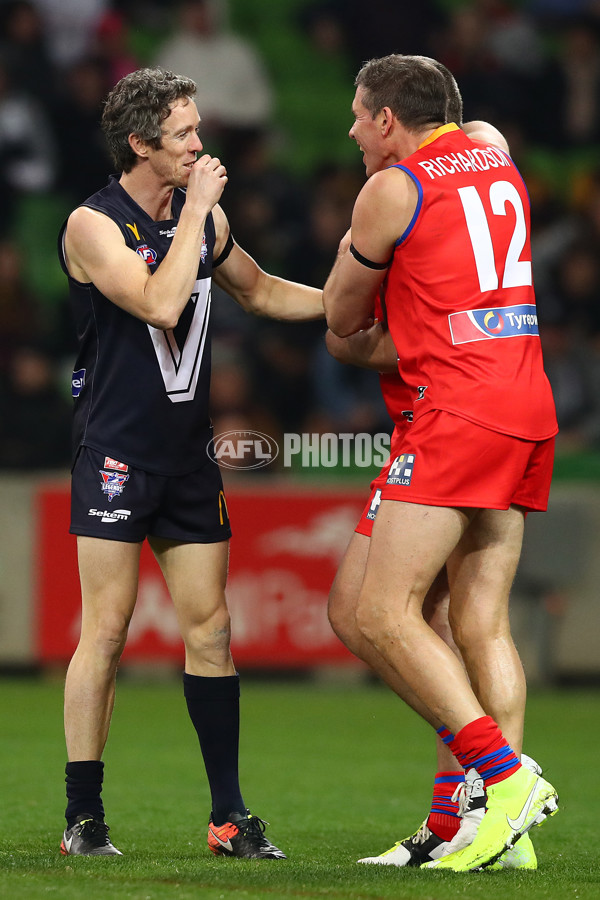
[
  {"left": 411, "top": 822, "right": 432, "bottom": 845},
  {"left": 451, "top": 781, "right": 471, "bottom": 817}
]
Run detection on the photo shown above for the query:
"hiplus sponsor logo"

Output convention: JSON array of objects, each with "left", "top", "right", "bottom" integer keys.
[
  {"left": 88, "top": 508, "right": 131, "bottom": 524},
  {"left": 208, "top": 431, "right": 279, "bottom": 470}
]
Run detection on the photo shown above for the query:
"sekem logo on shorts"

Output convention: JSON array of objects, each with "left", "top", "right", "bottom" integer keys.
[{"left": 88, "top": 508, "right": 131, "bottom": 524}]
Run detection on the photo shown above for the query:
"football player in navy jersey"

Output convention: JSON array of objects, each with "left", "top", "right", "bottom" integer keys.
[{"left": 57, "top": 67, "right": 323, "bottom": 859}]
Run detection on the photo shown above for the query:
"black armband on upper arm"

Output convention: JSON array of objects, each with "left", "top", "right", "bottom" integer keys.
[
  {"left": 349, "top": 242, "right": 393, "bottom": 270},
  {"left": 213, "top": 231, "right": 234, "bottom": 268}
]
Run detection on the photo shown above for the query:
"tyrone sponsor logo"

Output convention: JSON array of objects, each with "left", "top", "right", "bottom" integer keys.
[
  {"left": 88, "top": 508, "right": 131, "bottom": 524},
  {"left": 449, "top": 303, "right": 539, "bottom": 345}
]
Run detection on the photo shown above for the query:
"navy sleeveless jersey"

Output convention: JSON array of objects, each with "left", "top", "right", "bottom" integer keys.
[{"left": 59, "top": 176, "right": 217, "bottom": 476}]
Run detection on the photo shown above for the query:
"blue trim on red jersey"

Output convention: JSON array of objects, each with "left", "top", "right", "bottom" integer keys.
[{"left": 392, "top": 164, "right": 423, "bottom": 246}]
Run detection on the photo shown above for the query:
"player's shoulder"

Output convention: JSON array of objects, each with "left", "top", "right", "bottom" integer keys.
[
  {"left": 463, "top": 120, "right": 509, "bottom": 154},
  {"left": 67, "top": 205, "right": 122, "bottom": 241},
  {"left": 360, "top": 165, "right": 418, "bottom": 220},
  {"left": 358, "top": 165, "right": 413, "bottom": 206}
]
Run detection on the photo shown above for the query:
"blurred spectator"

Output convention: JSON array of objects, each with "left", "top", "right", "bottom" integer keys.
[
  {"left": 435, "top": 3, "right": 534, "bottom": 133},
  {"left": 0, "top": 54, "right": 56, "bottom": 226},
  {"left": 537, "top": 235, "right": 600, "bottom": 450},
  {"left": 31, "top": 0, "right": 108, "bottom": 68},
  {"left": 222, "top": 129, "right": 305, "bottom": 275},
  {"left": 0, "top": 240, "right": 45, "bottom": 371},
  {"left": 93, "top": 9, "right": 140, "bottom": 88},
  {"left": 481, "top": 0, "right": 545, "bottom": 76},
  {"left": 0, "top": 0, "right": 58, "bottom": 107},
  {"left": 532, "top": 16, "right": 600, "bottom": 148},
  {"left": 210, "top": 340, "right": 281, "bottom": 451},
  {"left": 254, "top": 3, "right": 356, "bottom": 175},
  {"left": 325, "top": 0, "right": 447, "bottom": 68},
  {"left": 310, "top": 337, "right": 393, "bottom": 437},
  {"left": 526, "top": 0, "right": 599, "bottom": 22},
  {"left": 540, "top": 319, "right": 598, "bottom": 450},
  {"left": 249, "top": 163, "right": 369, "bottom": 436},
  {"left": 533, "top": 167, "right": 600, "bottom": 296},
  {"left": 248, "top": 316, "right": 325, "bottom": 435},
  {"left": 51, "top": 57, "right": 114, "bottom": 204},
  {"left": 538, "top": 239, "right": 600, "bottom": 334},
  {"left": 296, "top": 165, "right": 393, "bottom": 437},
  {"left": 0, "top": 343, "right": 71, "bottom": 469},
  {"left": 578, "top": 327, "right": 600, "bottom": 449},
  {"left": 153, "top": 0, "right": 274, "bottom": 164},
  {"left": 284, "top": 162, "right": 363, "bottom": 289}
]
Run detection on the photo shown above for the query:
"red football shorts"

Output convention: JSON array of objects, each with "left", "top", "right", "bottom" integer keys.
[{"left": 377, "top": 409, "right": 555, "bottom": 513}]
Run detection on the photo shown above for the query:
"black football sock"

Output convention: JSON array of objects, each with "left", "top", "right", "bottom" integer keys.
[
  {"left": 65, "top": 760, "right": 105, "bottom": 828},
  {"left": 183, "top": 672, "right": 245, "bottom": 826}
]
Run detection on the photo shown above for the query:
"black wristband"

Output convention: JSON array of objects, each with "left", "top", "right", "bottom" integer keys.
[
  {"left": 213, "top": 231, "right": 234, "bottom": 268},
  {"left": 349, "top": 242, "right": 392, "bottom": 270}
]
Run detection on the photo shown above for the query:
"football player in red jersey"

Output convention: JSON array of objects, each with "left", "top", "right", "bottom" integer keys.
[{"left": 324, "top": 54, "right": 559, "bottom": 872}]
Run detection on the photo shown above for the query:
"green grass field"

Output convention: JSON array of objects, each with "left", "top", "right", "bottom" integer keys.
[{"left": 1, "top": 676, "right": 598, "bottom": 899}]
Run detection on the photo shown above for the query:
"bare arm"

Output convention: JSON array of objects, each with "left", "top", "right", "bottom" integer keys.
[
  {"left": 325, "top": 322, "right": 398, "bottom": 373},
  {"left": 462, "top": 120, "right": 509, "bottom": 153},
  {"left": 63, "top": 154, "right": 228, "bottom": 331},
  {"left": 323, "top": 167, "right": 417, "bottom": 337},
  {"left": 212, "top": 205, "right": 323, "bottom": 321}
]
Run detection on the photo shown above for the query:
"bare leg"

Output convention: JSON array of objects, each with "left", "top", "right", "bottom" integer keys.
[
  {"left": 356, "top": 500, "right": 485, "bottom": 735},
  {"left": 332, "top": 502, "right": 529, "bottom": 868},
  {"left": 331, "top": 512, "right": 524, "bottom": 751},
  {"left": 329, "top": 531, "right": 447, "bottom": 730},
  {"left": 446, "top": 505, "right": 526, "bottom": 754},
  {"left": 331, "top": 527, "right": 463, "bottom": 866},
  {"left": 423, "top": 586, "right": 465, "bottom": 771},
  {"left": 149, "top": 537, "right": 233, "bottom": 675},
  {"left": 64, "top": 537, "right": 141, "bottom": 760}
]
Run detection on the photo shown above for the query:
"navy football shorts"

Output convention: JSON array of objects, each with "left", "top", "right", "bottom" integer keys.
[{"left": 70, "top": 446, "right": 232, "bottom": 543}]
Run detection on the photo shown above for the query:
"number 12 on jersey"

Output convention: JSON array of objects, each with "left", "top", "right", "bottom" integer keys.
[{"left": 458, "top": 180, "right": 532, "bottom": 293}]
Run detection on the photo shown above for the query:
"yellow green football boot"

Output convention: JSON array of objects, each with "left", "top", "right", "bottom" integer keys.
[
  {"left": 490, "top": 833, "right": 537, "bottom": 870},
  {"left": 423, "top": 765, "right": 558, "bottom": 872}
]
